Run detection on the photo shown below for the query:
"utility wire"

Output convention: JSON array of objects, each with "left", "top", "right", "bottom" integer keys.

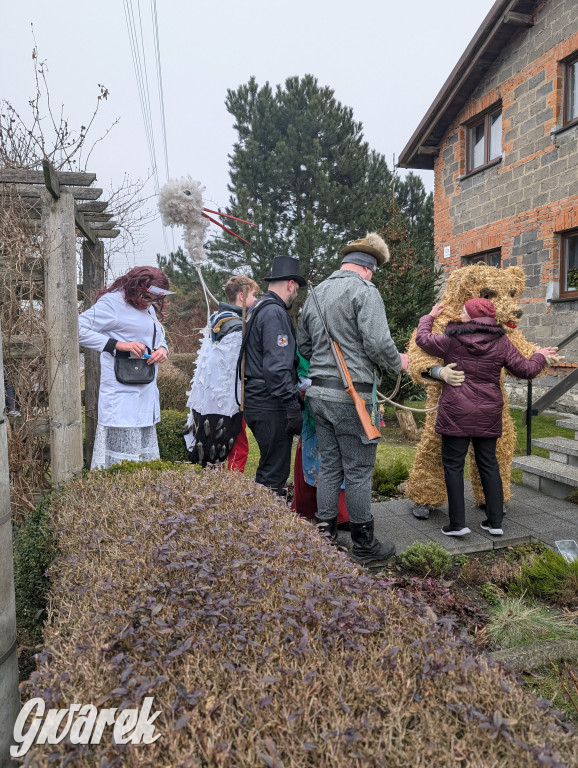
[
  {"left": 151, "top": 0, "right": 170, "bottom": 183},
  {"left": 150, "top": 0, "right": 174, "bottom": 254},
  {"left": 123, "top": 0, "right": 156, "bottom": 185},
  {"left": 123, "top": 0, "right": 170, "bottom": 255}
]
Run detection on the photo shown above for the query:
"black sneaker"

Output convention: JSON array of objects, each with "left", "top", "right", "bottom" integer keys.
[
  {"left": 480, "top": 520, "right": 503, "bottom": 536},
  {"left": 441, "top": 524, "right": 471, "bottom": 537},
  {"left": 412, "top": 505, "right": 431, "bottom": 520}
]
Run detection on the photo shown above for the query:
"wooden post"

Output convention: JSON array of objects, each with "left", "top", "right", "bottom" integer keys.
[
  {"left": 0, "top": 318, "right": 21, "bottom": 768},
  {"left": 41, "top": 189, "right": 83, "bottom": 484},
  {"left": 81, "top": 239, "right": 104, "bottom": 468}
]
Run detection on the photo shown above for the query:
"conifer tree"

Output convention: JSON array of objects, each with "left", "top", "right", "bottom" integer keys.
[{"left": 208, "top": 75, "right": 392, "bottom": 287}]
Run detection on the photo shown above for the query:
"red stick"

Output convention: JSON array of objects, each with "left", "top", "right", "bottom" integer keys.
[
  {"left": 202, "top": 207, "right": 258, "bottom": 226},
  {"left": 201, "top": 212, "right": 250, "bottom": 244}
]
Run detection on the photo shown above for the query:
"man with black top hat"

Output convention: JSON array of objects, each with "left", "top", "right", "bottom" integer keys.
[
  {"left": 242, "top": 255, "right": 305, "bottom": 494},
  {"left": 297, "top": 232, "right": 409, "bottom": 566}
]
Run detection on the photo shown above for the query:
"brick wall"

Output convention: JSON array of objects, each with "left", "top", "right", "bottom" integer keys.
[{"left": 434, "top": 0, "right": 578, "bottom": 389}]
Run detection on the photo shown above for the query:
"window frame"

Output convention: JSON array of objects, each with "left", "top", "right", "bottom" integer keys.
[
  {"left": 559, "top": 230, "right": 578, "bottom": 299},
  {"left": 462, "top": 250, "right": 502, "bottom": 268},
  {"left": 563, "top": 52, "right": 578, "bottom": 128},
  {"left": 465, "top": 105, "right": 502, "bottom": 174}
]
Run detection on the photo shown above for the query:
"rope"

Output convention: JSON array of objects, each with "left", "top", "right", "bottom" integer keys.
[
  {"left": 194, "top": 265, "right": 219, "bottom": 326},
  {"left": 377, "top": 374, "right": 439, "bottom": 413}
]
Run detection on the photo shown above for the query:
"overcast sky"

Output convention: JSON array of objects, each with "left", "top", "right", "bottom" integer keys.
[{"left": 2, "top": 1, "right": 492, "bottom": 276}]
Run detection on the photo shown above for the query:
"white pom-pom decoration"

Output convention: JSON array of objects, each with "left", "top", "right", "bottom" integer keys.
[{"left": 158, "top": 177, "right": 210, "bottom": 265}]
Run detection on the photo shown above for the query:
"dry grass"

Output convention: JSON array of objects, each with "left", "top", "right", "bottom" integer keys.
[
  {"left": 458, "top": 557, "right": 488, "bottom": 587},
  {"left": 23, "top": 468, "right": 577, "bottom": 767},
  {"left": 489, "top": 558, "right": 523, "bottom": 588}
]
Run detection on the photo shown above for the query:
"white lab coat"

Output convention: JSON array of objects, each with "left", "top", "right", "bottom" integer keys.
[{"left": 78, "top": 290, "right": 168, "bottom": 428}]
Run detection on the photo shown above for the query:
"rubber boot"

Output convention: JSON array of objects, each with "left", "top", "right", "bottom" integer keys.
[
  {"left": 350, "top": 518, "right": 395, "bottom": 566},
  {"left": 314, "top": 515, "right": 338, "bottom": 544}
]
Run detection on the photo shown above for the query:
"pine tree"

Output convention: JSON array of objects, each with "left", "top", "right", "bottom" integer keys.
[
  {"left": 375, "top": 200, "right": 440, "bottom": 351},
  {"left": 208, "top": 75, "right": 392, "bottom": 290}
]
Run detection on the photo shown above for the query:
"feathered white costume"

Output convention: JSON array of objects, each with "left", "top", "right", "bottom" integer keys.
[{"left": 158, "top": 176, "right": 254, "bottom": 465}]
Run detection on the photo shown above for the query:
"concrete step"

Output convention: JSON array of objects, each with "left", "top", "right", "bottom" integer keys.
[
  {"left": 556, "top": 419, "right": 578, "bottom": 438},
  {"left": 512, "top": 454, "right": 578, "bottom": 499},
  {"left": 532, "top": 437, "right": 578, "bottom": 466}
]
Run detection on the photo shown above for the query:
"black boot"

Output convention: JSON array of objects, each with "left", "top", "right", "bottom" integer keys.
[
  {"left": 350, "top": 518, "right": 395, "bottom": 566},
  {"left": 314, "top": 515, "right": 338, "bottom": 544}
]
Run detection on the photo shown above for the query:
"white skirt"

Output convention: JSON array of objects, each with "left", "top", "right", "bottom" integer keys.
[{"left": 91, "top": 424, "right": 160, "bottom": 470}]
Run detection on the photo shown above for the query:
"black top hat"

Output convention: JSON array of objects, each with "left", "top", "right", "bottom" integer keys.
[{"left": 263, "top": 256, "right": 306, "bottom": 286}]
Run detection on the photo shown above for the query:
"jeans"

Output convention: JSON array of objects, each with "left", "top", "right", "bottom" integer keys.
[{"left": 308, "top": 397, "right": 377, "bottom": 524}]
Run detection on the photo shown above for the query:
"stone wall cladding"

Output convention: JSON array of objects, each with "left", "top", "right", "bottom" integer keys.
[{"left": 434, "top": 0, "right": 578, "bottom": 378}]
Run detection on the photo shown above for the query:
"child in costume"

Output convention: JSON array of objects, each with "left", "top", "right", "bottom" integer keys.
[
  {"left": 415, "top": 297, "right": 558, "bottom": 536},
  {"left": 184, "top": 275, "right": 259, "bottom": 469}
]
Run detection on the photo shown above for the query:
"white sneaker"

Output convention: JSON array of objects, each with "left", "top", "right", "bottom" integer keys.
[
  {"left": 480, "top": 520, "right": 503, "bottom": 536},
  {"left": 441, "top": 525, "right": 471, "bottom": 537}
]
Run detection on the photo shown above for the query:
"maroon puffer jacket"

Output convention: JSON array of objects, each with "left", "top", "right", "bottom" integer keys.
[{"left": 415, "top": 315, "right": 546, "bottom": 437}]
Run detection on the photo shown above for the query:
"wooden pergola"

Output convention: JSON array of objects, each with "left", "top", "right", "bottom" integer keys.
[{"left": 0, "top": 159, "right": 120, "bottom": 482}]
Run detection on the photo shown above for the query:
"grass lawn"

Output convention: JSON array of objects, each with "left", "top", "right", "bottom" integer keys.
[{"left": 244, "top": 404, "right": 576, "bottom": 486}]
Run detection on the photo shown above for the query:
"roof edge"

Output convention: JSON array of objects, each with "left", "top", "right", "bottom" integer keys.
[{"left": 398, "top": 0, "right": 533, "bottom": 169}]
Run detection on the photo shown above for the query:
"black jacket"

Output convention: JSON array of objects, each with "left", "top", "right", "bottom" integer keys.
[{"left": 243, "top": 291, "right": 298, "bottom": 411}]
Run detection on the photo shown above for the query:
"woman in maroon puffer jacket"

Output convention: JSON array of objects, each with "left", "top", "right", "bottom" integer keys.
[{"left": 415, "top": 297, "right": 558, "bottom": 537}]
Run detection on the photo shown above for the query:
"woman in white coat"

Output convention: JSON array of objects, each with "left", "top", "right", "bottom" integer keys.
[{"left": 78, "top": 266, "right": 172, "bottom": 469}]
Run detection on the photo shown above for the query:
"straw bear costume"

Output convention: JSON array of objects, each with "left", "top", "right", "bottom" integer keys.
[{"left": 406, "top": 263, "right": 539, "bottom": 509}]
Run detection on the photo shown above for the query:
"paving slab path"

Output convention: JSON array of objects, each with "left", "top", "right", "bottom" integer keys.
[{"left": 337, "top": 480, "right": 578, "bottom": 556}]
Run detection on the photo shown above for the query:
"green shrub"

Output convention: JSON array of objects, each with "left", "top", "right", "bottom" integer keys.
[
  {"left": 372, "top": 457, "right": 410, "bottom": 496},
  {"left": 486, "top": 596, "right": 578, "bottom": 649},
  {"left": 13, "top": 491, "right": 59, "bottom": 678},
  {"left": 157, "top": 410, "right": 190, "bottom": 462},
  {"left": 157, "top": 361, "right": 190, "bottom": 411},
  {"left": 169, "top": 352, "right": 196, "bottom": 381},
  {"left": 400, "top": 541, "right": 452, "bottom": 578},
  {"left": 510, "top": 548, "right": 578, "bottom": 606},
  {"left": 481, "top": 582, "right": 504, "bottom": 606}
]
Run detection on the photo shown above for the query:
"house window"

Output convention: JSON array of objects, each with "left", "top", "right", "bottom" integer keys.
[
  {"left": 466, "top": 108, "right": 502, "bottom": 173},
  {"left": 463, "top": 251, "right": 501, "bottom": 268},
  {"left": 564, "top": 53, "right": 578, "bottom": 127},
  {"left": 560, "top": 232, "right": 578, "bottom": 297}
]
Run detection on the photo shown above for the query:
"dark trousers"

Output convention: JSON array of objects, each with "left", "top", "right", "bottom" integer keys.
[
  {"left": 244, "top": 408, "right": 293, "bottom": 495},
  {"left": 441, "top": 436, "right": 504, "bottom": 527}
]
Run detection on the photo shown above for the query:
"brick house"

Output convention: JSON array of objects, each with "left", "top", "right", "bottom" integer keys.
[{"left": 399, "top": 0, "right": 578, "bottom": 412}]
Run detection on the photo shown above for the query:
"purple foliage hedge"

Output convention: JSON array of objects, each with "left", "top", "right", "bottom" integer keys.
[{"left": 22, "top": 467, "right": 576, "bottom": 767}]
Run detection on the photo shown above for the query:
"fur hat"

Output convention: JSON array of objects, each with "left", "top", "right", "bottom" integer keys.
[
  {"left": 341, "top": 232, "right": 391, "bottom": 267},
  {"left": 464, "top": 298, "right": 496, "bottom": 319}
]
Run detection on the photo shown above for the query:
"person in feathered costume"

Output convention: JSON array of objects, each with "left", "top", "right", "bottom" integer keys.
[
  {"left": 158, "top": 177, "right": 258, "bottom": 467},
  {"left": 183, "top": 275, "right": 259, "bottom": 468}
]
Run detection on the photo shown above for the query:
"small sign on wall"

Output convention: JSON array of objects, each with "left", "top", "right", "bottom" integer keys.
[{"left": 443, "top": 246, "right": 451, "bottom": 259}]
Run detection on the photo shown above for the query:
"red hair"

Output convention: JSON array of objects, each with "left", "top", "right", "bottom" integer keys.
[{"left": 97, "top": 266, "right": 170, "bottom": 321}]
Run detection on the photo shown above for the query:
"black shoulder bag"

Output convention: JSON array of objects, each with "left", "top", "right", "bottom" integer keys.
[{"left": 114, "top": 319, "right": 156, "bottom": 385}]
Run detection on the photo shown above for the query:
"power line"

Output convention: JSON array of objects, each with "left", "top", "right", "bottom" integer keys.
[
  {"left": 150, "top": 0, "right": 174, "bottom": 253},
  {"left": 123, "top": 0, "right": 157, "bottom": 188},
  {"left": 123, "top": 0, "right": 170, "bottom": 255},
  {"left": 151, "top": 0, "right": 170, "bottom": 182}
]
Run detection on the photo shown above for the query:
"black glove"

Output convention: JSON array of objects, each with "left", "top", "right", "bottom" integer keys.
[{"left": 285, "top": 406, "right": 303, "bottom": 436}]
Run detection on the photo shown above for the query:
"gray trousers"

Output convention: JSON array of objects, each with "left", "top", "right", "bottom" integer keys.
[{"left": 308, "top": 397, "right": 377, "bottom": 524}]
